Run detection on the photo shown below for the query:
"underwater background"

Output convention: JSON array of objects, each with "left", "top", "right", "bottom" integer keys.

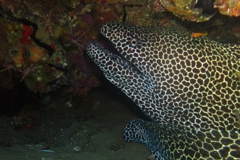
[{"left": 0, "top": 0, "right": 239, "bottom": 159}]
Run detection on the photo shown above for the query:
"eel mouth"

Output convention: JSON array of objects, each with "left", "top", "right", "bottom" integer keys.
[{"left": 86, "top": 41, "right": 142, "bottom": 76}]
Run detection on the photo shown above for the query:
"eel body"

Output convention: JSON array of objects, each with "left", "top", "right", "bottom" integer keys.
[{"left": 86, "top": 22, "right": 240, "bottom": 160}]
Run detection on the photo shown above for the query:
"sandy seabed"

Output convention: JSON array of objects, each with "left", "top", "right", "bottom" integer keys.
[{"left": 0, "top": 87, "right": 151, "bottom": 160}]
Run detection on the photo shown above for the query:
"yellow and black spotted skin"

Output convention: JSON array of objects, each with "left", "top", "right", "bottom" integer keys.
[{"left": 86, "top": 22, "right": 240, "bottom": 159}]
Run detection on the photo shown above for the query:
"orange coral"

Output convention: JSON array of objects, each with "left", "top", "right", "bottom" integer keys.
[
  {"left": 7, "top": 44, "right": 49, "bottom": 68},
  {"left": 26, "top": 46, "right": 48, "bottom": 63},
  {"left": 8, "top": 46, "right": 26, "bottom": 68},
  {"left": 159, "top": 0, "right": 215, "bottom": 22},
  {"left": 214, "top": 0, "right": 240, "bottom": 16}
]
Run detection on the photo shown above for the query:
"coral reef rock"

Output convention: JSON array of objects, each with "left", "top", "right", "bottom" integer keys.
[{"left": 214, "top": 0, "right": 240, "bottom": 16}]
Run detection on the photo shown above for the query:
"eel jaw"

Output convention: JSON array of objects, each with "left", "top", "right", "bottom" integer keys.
[
  {"left": 86, "top": 41, "right": 140, "bottom": 77},
  {"left": 86, "top": 41, "right": 154, "bottom": 115},
  {"left": 86, "top": 41, "right": 144, "bottom": 85}
]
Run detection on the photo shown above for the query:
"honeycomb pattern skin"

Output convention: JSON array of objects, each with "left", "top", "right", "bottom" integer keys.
[{"left": 86, "top": 22, "right": 240, "bottom": 159}]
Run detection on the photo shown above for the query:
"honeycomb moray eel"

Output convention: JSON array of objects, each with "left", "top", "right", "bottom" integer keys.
[{"left": 86, "top": 22, "right": 240, "bottom": 159}]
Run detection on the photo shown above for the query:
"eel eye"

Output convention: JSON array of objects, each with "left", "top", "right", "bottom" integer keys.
[
  {"left": 130, "top": 38, "right": 138, "bottom": 47},
  {"left": 101, "top": 25, "right": 110, "bottom": 34}
]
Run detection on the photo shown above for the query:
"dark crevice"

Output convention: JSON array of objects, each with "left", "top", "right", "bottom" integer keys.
[
  {"left": 0, "top": 4, "right": 54, "bottom": 57},
  {"left": 17, "top": 18, "right": 55, "bottom": 57},
  {"left": 195, "top": 0, "right": 217, "bottom": 15}
]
